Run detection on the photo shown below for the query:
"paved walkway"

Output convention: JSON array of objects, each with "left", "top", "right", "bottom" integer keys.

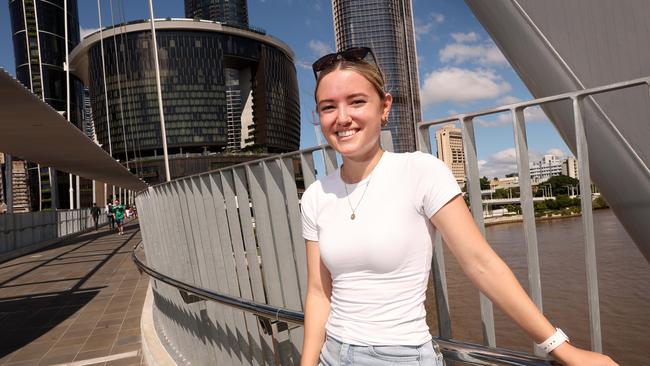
[{"left": 0, "top": 220, "right": 149, "bottom": 366}]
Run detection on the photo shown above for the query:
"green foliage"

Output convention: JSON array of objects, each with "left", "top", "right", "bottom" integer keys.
[
  {"left": 593, "top": 195, "right": 609, "bottom": 209},
  {"left": 493, "top": 187, "right": 520, "bottom": 199},
  {"left": 480, "top": 176, "right": 491, "bottom": 190},
  {"left": 505, "top": 204, "right": 521, "bottom": 214}
]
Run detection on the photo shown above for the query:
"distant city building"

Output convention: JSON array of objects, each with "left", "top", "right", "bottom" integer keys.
[
  {"left": 8, "top": 0, "right": 85, "bottom": 211},
  {"left": 332, "top": 0, "right": 422, "bottom": 153},
  {"left": 562, "top": 156, "right": 579, "bottom": 179},
  {"left": 69, "top": 19, "right": 300, "bottom": 184},
  {"left": 530, "top": 154, "right": 578, "bottom": 183},
  {"left": 490, "top": 176, "right": 519, "bottom": 190},
  {"left": 82, "top": 87, "right": 98, "bottom": 143},
  {"left": 435, "top": 124, "right": 466, "bottom": 185},
  {"left": 185, "top": 0, "right": 249, "bottom": 28}
]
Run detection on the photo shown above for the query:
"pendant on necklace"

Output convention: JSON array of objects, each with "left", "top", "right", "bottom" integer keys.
[{"left": 350, "top": 213, "right": 356, "bottom": 220}]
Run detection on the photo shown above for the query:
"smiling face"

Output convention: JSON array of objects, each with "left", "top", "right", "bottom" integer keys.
[{"left": 316, "top": 69, "right": 392, "bottom": 161}]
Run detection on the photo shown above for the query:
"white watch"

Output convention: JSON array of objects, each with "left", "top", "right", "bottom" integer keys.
[{"left": 536, "top": 328, "right": 569, "bottom": 354}]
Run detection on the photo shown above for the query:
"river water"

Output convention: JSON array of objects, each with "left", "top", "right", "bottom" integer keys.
[{"left": 425, "top": 209, "right": 650, "bottom": 365}]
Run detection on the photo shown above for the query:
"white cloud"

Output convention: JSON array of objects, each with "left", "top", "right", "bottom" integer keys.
[
  {"left": 80, "top": 27, "right": 100, "bottom": 39},
  {"left": 545, "top": 148, "right": 566, "bottom": 157},
  {"left": 477, "top": 105, "right": 547, "bottom": 127},
  {"left": 478, "top": 148, "right": 518, "bottom": 178},
  {"left": 479, "top": 148, "right": 544, "bottom": 178},
  {"left": 420, "top": 67, "right": 511, "bottom": 105},
  {"left": 415, "top": 20, "right": 434, "bottom": 40},
  {"left": 439, "top": 42, "right": 508, "bottom": 66},
  {"left": 295, "top": 59, "right": 312, "bottom": 70},
  {"left": 431, "top": 12, "right": 445, "bottom": 24},
  {"left": 415, "top": 12, "right": 445, "bottom": 40},
  {"left": 497, "top": 95, "right": 521, "bottom": 105},
  {"left": 451, "top": 32, "right": 479, "bottom": 43},
  {"left": 308, "top": 39, "right": 334, "bottom": 57}
]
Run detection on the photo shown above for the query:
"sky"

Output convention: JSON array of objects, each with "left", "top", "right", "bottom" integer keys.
[{"left": 0, "top": 0, "right": 572, "bottom": 179}]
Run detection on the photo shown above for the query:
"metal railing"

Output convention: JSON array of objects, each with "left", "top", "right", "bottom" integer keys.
[
  {"left": 134, "top": 76, "right": 650, "bottom": 365},
  {"left": 132, "top": 242, "right": 557, "bottom": 365},
  {"left": 0, "top": 208, "right": 108, "bottom": 261},
  {"left": 417, "top": 74, "right": 650, "bottom": 354}
]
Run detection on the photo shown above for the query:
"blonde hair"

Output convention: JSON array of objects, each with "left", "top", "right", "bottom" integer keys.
[{"left": 314, "top": 60, "right": 387, "bottom": 104}]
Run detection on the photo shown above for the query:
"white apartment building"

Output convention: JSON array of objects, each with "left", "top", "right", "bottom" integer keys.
[{"left": 530, "top": 154, "right": 578, "bottom": 183}]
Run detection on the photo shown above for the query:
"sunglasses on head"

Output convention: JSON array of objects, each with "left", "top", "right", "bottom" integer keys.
[{"left": 312, "top": 47, "right": 379, "bottom": 79}]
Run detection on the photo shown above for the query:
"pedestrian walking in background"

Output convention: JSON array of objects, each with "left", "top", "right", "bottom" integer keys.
[
  {"left": 91, "top": 202, "right": 101, "bottom": 231},
  {"left": 106, "top": 202, "right": 115, "bottom": 229},
  {"left": 112, "top": 199, "right": 126, "bottom": 236}
]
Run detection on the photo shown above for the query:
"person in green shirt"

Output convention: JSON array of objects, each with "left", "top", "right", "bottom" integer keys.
[{"left": 112, "top": 199, "right": 126, "bottom": 235}]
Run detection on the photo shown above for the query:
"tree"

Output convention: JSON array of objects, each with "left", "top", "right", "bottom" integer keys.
[
  {"left": 480, "top": 176, "right": 491, "bottom": 190},
  {"left": 546, "top": 175, "right": 579, "bottom": 195}
]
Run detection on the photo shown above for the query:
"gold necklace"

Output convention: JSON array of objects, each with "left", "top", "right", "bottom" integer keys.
[{"left": 342, "top": 173, "right": 373, "bottom": 220}]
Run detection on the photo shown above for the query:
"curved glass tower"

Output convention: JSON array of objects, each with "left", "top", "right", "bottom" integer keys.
[
  {"left": 70, "top": 20, "right": 300, "bottom": 183},
  {"left": 332, "top": 0, "right": 422, "bottom": 152}
]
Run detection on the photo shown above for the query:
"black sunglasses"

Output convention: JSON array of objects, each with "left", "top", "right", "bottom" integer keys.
[{"left": 312, "top": 47, "right": 379, "bottom": 79}]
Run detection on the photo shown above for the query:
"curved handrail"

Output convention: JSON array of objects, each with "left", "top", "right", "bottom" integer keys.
[{"left": 132, "top": 244, "right": 558, "bottom": 366}]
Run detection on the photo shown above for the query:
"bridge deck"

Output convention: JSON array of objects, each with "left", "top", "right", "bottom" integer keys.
[{"left": 0, "top": 221, "right": 147, "bottom": 366}]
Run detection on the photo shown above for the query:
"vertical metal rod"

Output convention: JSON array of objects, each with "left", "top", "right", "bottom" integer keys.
[
  {"left": 512, "top": 108, "right": 544, "bottom": 354},
  {"left": 416, "top": 124, "right": 432, "bottom": 154},
  {"left": 461, "top": 116, "right": 496, "bottom": 347},
  {"left": 109, "top": 0, "right": 129, "bottom": 170},
  {"left": 64, "top": 0, "right": 74, "bottom": 211},
  {"left": 147, "top": 0, "right": 171, "bottom": 182},
  {"left": 69, "top": 174, "right": 74, "bottom": 209},
  {"left": 97, "top": 0, "right": 114, "bottom": 157},
  {"left": 572, "top": 96, "right": 602, "bottom": 352},
  {"left": 5, "top": 154, "right": 12, "bottom": 213},
  {"left": 76, "top": 176, "right": 80, "bottom": 209}
]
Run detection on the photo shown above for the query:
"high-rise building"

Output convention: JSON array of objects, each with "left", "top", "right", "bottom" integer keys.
[
  {"left": 562, "top": 156, "right": 579, "bottom": 179},
  {"left": 8, "top": 0, "right": 84, "bottom": 211},
  {"left": 435, "top": 124, "right": 466, "bottom": 185},
  {"left": 69, "top": 19, "right": 301, "bottom": 185},
  {"left": 332, "top": 0, "right": 422, "bottom": 153},
  {"left": 185, "top": 0, "right": 248, "bottom": 28}
]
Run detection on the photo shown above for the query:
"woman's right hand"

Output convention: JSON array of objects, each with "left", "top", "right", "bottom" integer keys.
[{"left": 551, "top": 342, "right": 618, "bottom": 366}]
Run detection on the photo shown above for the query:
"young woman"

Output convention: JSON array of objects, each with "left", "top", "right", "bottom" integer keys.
[{"left": 300, "top": 47, "right": 618, "bottom": 366}]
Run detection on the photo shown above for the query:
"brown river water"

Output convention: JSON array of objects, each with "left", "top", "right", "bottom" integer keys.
[{"left": 424, "top": 209, "right": 650, "bottom": 366}]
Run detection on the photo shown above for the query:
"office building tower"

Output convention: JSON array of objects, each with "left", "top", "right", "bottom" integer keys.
[
  {"left": 435, "top": 124, "right": 466, "bottom": 184},
  {"left": 185, "top": 0, "right": 248, "bottom": 28},
  {"left": 82, "top": 87, "right": 98, "bottom": 143},
  {"left": 70, "top": 19, "right": 300, "bottom": 184},
  {"left": 562, "top": 156, "right": 579, "bottom": 179},
  {"left": 332, "top": 0, "right": 422, "bottom": 152},
  {"left": 8, "top": 0, "right": 84, "bottom": 211},
  {"left": 530, "top": 154, "right": 563, "bottom": 183}
]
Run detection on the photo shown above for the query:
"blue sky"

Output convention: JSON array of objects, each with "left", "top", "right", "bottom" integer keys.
[{"left": 0, "top": 0, "right": 571, "bottom": 178}]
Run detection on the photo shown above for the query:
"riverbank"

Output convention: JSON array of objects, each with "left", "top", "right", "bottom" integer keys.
[{"left": 484, "top": 213, "right": 582, "bottom": 226}]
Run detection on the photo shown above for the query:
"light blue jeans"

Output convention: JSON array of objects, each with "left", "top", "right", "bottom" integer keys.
[{"left": 319, "top": 336, "right": 445, "bottom": 365}]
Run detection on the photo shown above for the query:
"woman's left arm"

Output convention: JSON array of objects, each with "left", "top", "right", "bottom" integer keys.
[{"left": 430, "top": 195, "right": 617, "bottom": 366}]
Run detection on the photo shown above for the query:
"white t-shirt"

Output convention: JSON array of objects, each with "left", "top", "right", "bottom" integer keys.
[{"left": 301, "top": 151, "right": 461, "bottom": 346}]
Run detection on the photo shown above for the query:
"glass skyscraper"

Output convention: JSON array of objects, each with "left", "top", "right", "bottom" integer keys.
[
  {"left": 185, "top": 0, "right": 249, "bottom": 28},
  {"left": 70, "top": 20, "right": 300, "bottom": 184},
  {"left": 332, "top": 0, "right": 422, "bottom": 152},
  {"left": 8, "top": 0, "right": 84, "bottom": 211}
]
